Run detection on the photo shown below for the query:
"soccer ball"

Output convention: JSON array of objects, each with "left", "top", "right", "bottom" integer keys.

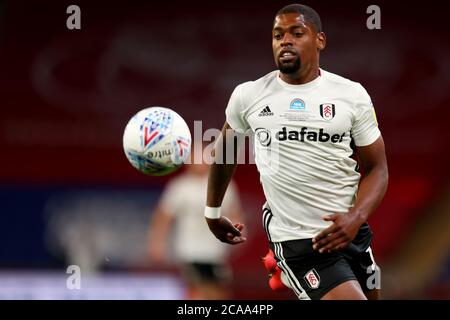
[{"left": 123, "top": 107, "right": 191, "bottom": 176}]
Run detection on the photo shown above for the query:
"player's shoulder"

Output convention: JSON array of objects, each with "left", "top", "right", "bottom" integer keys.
[
  {"left": 320, "top": 69, "right": 367, "bottom": 96},
  {"left": 164, "top": 172, "right": 193, "bottom": 189}
]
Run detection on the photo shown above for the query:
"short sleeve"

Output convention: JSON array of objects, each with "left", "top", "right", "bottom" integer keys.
[
  {"left": 158, "top": 179, "right": 184, "bottom": 216},
  {"left": 351, "top": 84, "right": 381, "bottom": 147},
  {"left": 225, "top": 84, "right": 251, "bottom": 133}
]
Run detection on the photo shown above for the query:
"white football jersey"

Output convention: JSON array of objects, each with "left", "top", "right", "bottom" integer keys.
[{"left": 225, "top": 69, "right": 381, "bottom": 242}]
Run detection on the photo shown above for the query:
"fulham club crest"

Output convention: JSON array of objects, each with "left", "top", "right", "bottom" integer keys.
[
  {"left": 304, "top": 269, "right": 321, "bottom": 289},
  {"left": 320, "top": 103, "right": 335, "bottom": 121}
]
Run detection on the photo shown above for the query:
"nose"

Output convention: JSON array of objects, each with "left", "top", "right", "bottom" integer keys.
[{"left": 281, "top": 33, "right": 293, "bottom": 47}]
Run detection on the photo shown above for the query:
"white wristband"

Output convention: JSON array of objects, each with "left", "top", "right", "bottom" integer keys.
[{"left": 204, "top": 206, "right": 221, "bottom": 219}]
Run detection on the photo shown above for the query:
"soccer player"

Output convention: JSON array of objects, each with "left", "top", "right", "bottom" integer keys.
[
  {"left": 204, "top": 4, "right": 388, "bottom": 300},
  {"left": 148, "top": 156, "right": 244, "bottom": 299}
]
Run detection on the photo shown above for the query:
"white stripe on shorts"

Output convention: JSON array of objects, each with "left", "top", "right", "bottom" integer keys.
[{"left": 274, "top": 242, "right": 310, "bottom": 300}]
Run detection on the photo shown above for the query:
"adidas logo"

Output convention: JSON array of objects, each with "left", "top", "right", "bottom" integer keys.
[{"left": 258, "top": 106, "right": 274, "bottom": 117}]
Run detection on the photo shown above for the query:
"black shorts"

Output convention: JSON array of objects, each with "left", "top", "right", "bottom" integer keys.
[
  {"left": 269, "top": 223, "right": 379, "bottom": 300},
  {"left": 181, "top": 262, "right": 232, "bottom": 285}
]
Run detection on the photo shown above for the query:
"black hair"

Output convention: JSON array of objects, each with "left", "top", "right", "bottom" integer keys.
[{"left": 276, "top": 4, "right": 322, "bottom": 32}]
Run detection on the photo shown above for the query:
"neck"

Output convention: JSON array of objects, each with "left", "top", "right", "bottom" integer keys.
[{"left": 279, "top": 63, "right": 320, "bottom": 85}]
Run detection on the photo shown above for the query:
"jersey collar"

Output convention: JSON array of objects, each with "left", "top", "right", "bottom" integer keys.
[{"left": 276, "top": 68, "right": 323, "bottom": 90}]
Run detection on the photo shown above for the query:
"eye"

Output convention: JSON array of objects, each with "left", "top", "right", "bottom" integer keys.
[
  {"left": 294, "top": 32, "right": 304, "bottom": 37},
  {"left": 273, "top": 33, "right": 282, "bottom": 40}
]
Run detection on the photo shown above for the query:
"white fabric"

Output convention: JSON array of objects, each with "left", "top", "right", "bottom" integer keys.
[
  {"left": 225, "top": 68, "right": 381, "bottom": 242},
  {"left": 204, "top": 206, "right": 221, "bottom": 219},
  {"left": 159, "top": 173, "right": 240, "bottom": 263}
]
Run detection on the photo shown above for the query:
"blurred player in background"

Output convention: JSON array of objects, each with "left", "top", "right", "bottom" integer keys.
[
  {"left": 148, "top": 145, "right": 245, "bottom": 300},
  {"left": 204, "top": 4, "right": 388, "bottom": 300}
]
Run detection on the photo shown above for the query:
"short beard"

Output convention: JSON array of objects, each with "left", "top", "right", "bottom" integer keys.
[{"left": 278, "top": 56, "right": 301, "bottom": 74}]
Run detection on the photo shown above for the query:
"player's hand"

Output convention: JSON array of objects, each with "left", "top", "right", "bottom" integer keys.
[
  {"left": 312, "top": 212, "right": 364, "bottom": 253},
  {"left": 206, "top": 216, "right": 246, "bottom": 245}
]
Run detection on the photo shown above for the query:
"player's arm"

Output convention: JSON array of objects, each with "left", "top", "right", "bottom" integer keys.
[
  {"left": 351, "top": 135, "right": 389, "bottom": 221},
  {"left": 313, "top": 136, "right": 388, "bottom": 252},
  {"left": 205, "top": 122, "right": 246, "bottom": 245},
  {"left": 223, "top": 181, "right": 247, "bottom": 245},
  {"left": 147, "top": 205, "right": 175, "bottom": 264}
]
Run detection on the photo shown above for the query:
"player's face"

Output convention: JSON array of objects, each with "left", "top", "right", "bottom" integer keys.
[{"left": 272, "top": 13, "right": 323, "bottom": 74}]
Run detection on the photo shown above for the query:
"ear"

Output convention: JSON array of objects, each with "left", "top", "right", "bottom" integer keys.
[{"left": 317, "top": 32, "right": 326, "bottom": 51}]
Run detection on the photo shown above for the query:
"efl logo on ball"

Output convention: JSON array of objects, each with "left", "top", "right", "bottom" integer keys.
[{"left": 123, "top": 107, "right": 191, "bottom": 176}]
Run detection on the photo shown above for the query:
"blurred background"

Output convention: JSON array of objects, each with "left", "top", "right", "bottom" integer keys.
[{"left": 0, "top": 0, "right": 449, "bottom": 299}]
